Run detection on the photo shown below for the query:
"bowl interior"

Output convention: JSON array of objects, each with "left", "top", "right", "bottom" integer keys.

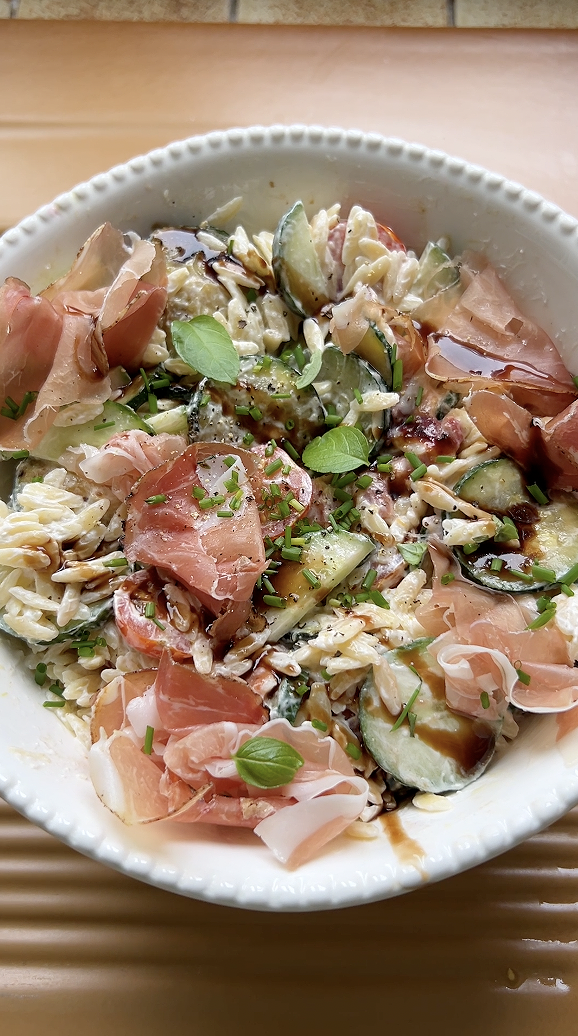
[{"left": 1, "top": 126, "right": 578, "bottom": 911}]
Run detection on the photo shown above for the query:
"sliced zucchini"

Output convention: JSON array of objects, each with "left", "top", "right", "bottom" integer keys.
[
  {"left": 314, "top": 346, "right": 389, "bottom": 453},
  {"left": 359, "top": 640, "right": 500, "bottom": 793},
  {"left": 272, "top": 201, "right": 331, "bottom": 318},
  {"left": 145, "top": 405, "right": 188, "bottom": 436},
  {"left": 453, "top": 458, "right": 578, "bottom": 591},
  {"left": 412, "top": 242, "right": 460, "bottom": 300},
  {"left": 31, "top": 402, "right": 151, "bottom": 463},
  {"left": 10, "top": 457, "right": 55, "bottom": 506},
  {"left": 266, "top": 677, "right": 303, "bottom": 724},
  {"left": 189, "top": 355, "right": 325, "bottom": 452},
  {"left": 264, "top": 529, "right": 373, "bottom": 642},
  {"left": 354, "top": 322, "right": 394, "bottom": 386}
]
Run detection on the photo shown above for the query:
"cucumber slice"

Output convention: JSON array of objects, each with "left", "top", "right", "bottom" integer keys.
[
  {"left": 145, "top": 405, "right": 188, "bottom": 436},
  {"left": 272, "top": 201, "right": 331, "bottom": 318},
  {"left": 412, "top": 242, "right": 460, "bottom": 300},
  {"left": 264, "top": 529, "right": 373, "bottom": 642},
  {"left": 354, "top": 322, "right": 394, "bottom": 386},
  {"left": 453, "top": 458, "right": 578, "bottom": 591},
  {"left": 189, "top": 355, "right": 325, "bottom": 452},
  {"left": 359, "top": 640, "right": 500, "bottom": 793},
  {"left": 267, "top": 677, "right": 303, "bottom": 724},
  {"left": 31, "top": 402, "right": 151, "bottom": 463},
  {"left": 314, "top": 346, "right": 389, "bottom": 453}
]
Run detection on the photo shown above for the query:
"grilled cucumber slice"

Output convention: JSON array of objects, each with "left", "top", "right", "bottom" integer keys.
[
  {"left": 453, "top": 458, "right": 578, "bottom": 591},
  {"left": 314, "top": 346, "right": 389, "bottom": 454},
  {"left": 189, "top": 355, "right": 324, "bottom": 452},
  {"left": 263, "top": 529, "right": 373, "bottom": 642},
  {"left": 31, "top": 402, "right": 150, "bottom": 463},
  {"left": 354, "top": 322, "right": 394, "bottom": 385},
  {"left": 359, "top": 639, "right": 500, "bottom": 793},
  {"left": 272, "top": 201, "right": 331, "bottom": 318},
  {"left": 412, "top": 242, "right": 460, "bottom": 300}
]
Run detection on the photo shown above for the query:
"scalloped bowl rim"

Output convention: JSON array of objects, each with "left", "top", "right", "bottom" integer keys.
[{"left": 0, "top": 125, "right": 577, "bottom": 912}]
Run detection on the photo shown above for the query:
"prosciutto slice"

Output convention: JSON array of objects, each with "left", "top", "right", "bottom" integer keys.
[
  {"left": 426, "top": 259, "right": 576, "bottom": 416},
  {"left": 124, "top": 443, "right": 267, "bottom": 602},
  {"left": 417, "top": 544, "right": 578, "bottom": 716},
  {"left": 153, "top": 650, "right": 267, "bottom": 732},
  {"left": 77, "top": 429, "right": 187, "bottom": 500}
]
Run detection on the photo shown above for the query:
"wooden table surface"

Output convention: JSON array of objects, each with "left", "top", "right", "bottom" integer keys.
[{"left": 0, "top": 20, "right": 577, "bottom": 1036}]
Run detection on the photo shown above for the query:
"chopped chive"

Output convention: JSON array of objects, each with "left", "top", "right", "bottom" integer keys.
[
  {"left": 392, "top": 358, "right": 403, "bottom": 392},
  {"left": 198, "top": 497, "right": 215, "bottom": 510},
  {"left": 560, "top": 583, "right": 575, "bottom": 597},
  {"left": 285, "top": 419, "right": 295, "bottom": 431},
  {"left": 145, "top": 494, "right": 167, "bottom": 506},
  {"left": 404, "top": 451, "right": 421, "bottom": 469},
  {"left": 150, "top": 377, "right": 171, "bottom": 389},
  {"left": 281, "top": 546, "right": 302, "bottom": 562},
  {"left": 295, "top": 683, "right": 309, "bottom": 697},
  {"left": 361, "top": 569, "right": 377, "bottom": 591},
  {"left": 151, "top": 617, "right": 166, "bottom": 630},
  {"left": 144, "top": 602, "right": 156, "bottom": 618},
  {"left": 377, "top": 463, "right": 392, "bottom": 474},
  {"left": 216, "top": 510, "right": 234, "bottom": 517},
  {"left": 245, "top": 288, "right": 258, "bottom": 303},
  {"left": 480, "top": 691, "right": 490, "bottom": 710},
  {"left": 235, "top": 405, "right": 250, "bottom": 416},
  {"left": 537, "top": 596, "right": 556, "bottom": 613},
  {"left": 441, "top": 573, "right": 455, "bottom": 585},
  {"left": 288, "top": 498, "right": 305, "bottom": 513},
  {"left": 263, "top": 595, "right": 287, "bottom": 608},
  {"left": 435, "top": 455, "right": 454, "bottom": 464},
  {"left": 269, "top": 483, "right": 281, "bottom": 498},
  {"left": 302, "top": 569, "right": 321, "bottom": 589},
  {"left": 43, "top": 700, "right": 65, "bottom": 708},
  {"left": 192, "top": 486, "right": 207, "bottom": 499},
  {"left": 263, "top": 577, "right": 276, "bottom": 594},
  {"left": 410, "top": 463, "right": 427, "bottom": 481},
  {"left": 415, "top": 386, "right": 424, "bottom": 407},
  {"left": 224, "top": 456, "right": 236, "bottom": 467},
  {"left": 272, "top": 392, "right": 292, "bottom": 399},
  {"left": 265, "top": 441, "right": 276, "bottom": 457},
  {"left": 531, "top": 564, "right": 557, "bottom": 583},
  {"left": 510, "top": 569, "right": 534, "bottom": 583},
  {"left": 148, "top": 393, "right": 158, "bottom": 413},
  {"left": 356, "top": 474, "right": 372, "bottom": 489},
  {"left": 265, "top": 459, "right": 283, "bottom": 477},
  {"left": 494, "top": 517, "right": 518, "bottom": 542},
  {"left": 526, "top": 610, "right": 556, "bottom": 630},
  {"left": 391, "top": 683, "right": 421, "bottom": 732},
  {"left": 284, "top": 527, "right": 292, "bottom": 547},
  {"left": 527, "top": 483, "right": 549, "bottom": 505},
  {"left": 559, "top": 563, "right": 578, "bottom": 585},
  {"left": 336, "top": 472, "right": 357, "bottom": 489},
  {"left": 311, "top": 719, "right": 328, "bottom": 732},
  {"left": 334, "top": 487, "right": 352, "bottom": 503},
  {"left": 230, "top": 492, "right": 243, "bottom": 511},
  {"left": 349, "top": 508, "right": 360, "bottom": 521},
  {"left": 223, "top": 477, "right": 238, "bottom": 492},
  {"left": 282, "top": 463, "right": 291, "bottom": 476},
  {"left": 354, "top": 388, "right": 363, "bottom": 405},
  {"left": 250, "top": 407, "right": 263, "bottom": 421},
  {"left": 334, "top": 499, "right": 354, "bottom": 520},
  {"left": 573, "top": 375, "right": 578, "bottom": 390},
  {"left": 408, "top": 711, "right": 418, "bottom": 737},
  {"left": 4, "top": 396, "right": 18, "bottom": 413},
  {"left": 103, "top": 557, "right": 128, "bottom": 568},
  {"left": 77, "top": 644, "right": 95, "bottom": 657},
  {"left": 516, "top": 668, "right": 531, "bottom": 686},
  {"left": 143, "top": 725, "right": 154, "bottom": 755},
  {"left": 324, "top": 414, "right": 343, "bottom": 427},
  {"left": 242, "top": 432, "right": 255, "bottom": 446},
  {"left": 462, "top": 543, "right": 478, "bottom": 555},
  {"left": 281, "top": 439, "right": 300, "bottom": 462},
  {"left": 16, "top": 391, "right": 37, "bottom": 419},
  {"left": 355, "top": 592, "right": 370, "bottom": 603},
  {"left": 93, "top": 419, "right": 116, "bottom": 431},
  {"left": 8, "top": 450, "right": 29, "bottom": 459},
  {"left": 34, "top": 663, "right": 47, "bottom": 687},
  {"left": 276, "top": 500, "right": 290, "bottom": 518},
  {"left": 368, "top": 589, "right": 389, "bottom": 608},
  {"left": 48, "top": 683, "right": 64, "bottom": 696},
  {"left": 490, "top": 557, "right": 504, "bottom": 572}
]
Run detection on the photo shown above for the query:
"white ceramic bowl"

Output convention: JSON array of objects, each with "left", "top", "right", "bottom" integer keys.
[{"left": 1, "top": 125, "right": 578, "bottom": 912}]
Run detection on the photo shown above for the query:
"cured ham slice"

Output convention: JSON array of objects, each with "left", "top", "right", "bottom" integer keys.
[
  {"left": 426, "top": 260, "right": 576, "bottom": 416},
  {"left": 250, "top": 443, "right": 312, "bottom": 538},
  {"left": 464, "top": 390, "right": 535, "bottom": 470},
  {"left": 78, "top": 429, "right": 187, "bottom": 500},
  {"left": 418, "top": 544, "right": 578, "bottom": 716},
  {"left": 124, "top": 443, "right": 267, "bottom": 602},
  {"left": 153, "top": 651, "right": 267, "bottom": 732},
  {"left": 113, "top": 570, "right": 198, "bottom": 662},
  {"left": 43, "top": 223, "right": 168, "bottom": 372},
  {"left": 535, "top": 400, "right": 578, "bottom": 492}
]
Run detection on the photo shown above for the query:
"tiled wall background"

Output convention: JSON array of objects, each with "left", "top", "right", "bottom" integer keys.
[{"left": 1, "top": 1, "right": 578, "bottom": 28}]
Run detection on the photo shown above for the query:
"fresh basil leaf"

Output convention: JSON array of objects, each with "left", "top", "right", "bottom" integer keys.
[
  {"left": 171, "top": 316, "right": 240, "bottom": 385},
  {"left": 234, "top": 736, "right": 304, "bottom": 789},
  {"left": 301, "top": 426, "right": 370, "bottom": 473},
  {"left": 397, "top": 541, "right": 428, "bottom": 566},
  {"left": 295, "top": 349, "right": 323, "bottom": 389}
]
